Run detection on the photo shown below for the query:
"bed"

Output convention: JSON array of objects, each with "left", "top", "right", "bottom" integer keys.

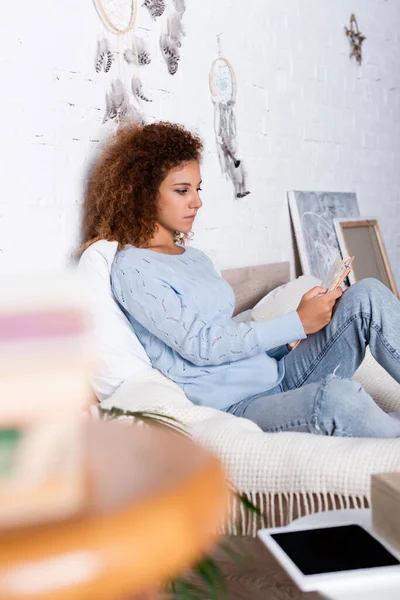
[{"left": 85, "top": 248, "right": 400, "bottom": 535}]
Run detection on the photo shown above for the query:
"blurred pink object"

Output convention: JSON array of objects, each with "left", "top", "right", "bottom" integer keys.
[{"left": 0, "top": 270, "right": 94, "bottom": 426}]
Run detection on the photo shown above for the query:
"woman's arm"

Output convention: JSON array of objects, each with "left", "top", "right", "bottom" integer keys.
[{"left": 112, "top": 266, "right": 306, "bottom": 367}]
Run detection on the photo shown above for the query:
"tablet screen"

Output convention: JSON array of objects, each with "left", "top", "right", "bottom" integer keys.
[{"left": 271, "top": 525, "right": 400, "bottom": 576}]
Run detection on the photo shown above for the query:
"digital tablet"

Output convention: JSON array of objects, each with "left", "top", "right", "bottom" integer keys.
[{"left": 258, "top": 523, "right": 400, "bottom": 592}]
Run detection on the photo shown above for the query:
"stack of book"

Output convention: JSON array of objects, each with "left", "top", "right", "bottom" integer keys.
[
  {"left": 0, "top": 270, "right": 93, "bottom": 424},
  {"left": 0, "top": 421, "right": 87, "bottom": 527},
  {"left": 371, "top": 472, "right": 400, "bottom": 551},
  {"left": 0, "top": 270, "right": 92, "bottom": 527}
]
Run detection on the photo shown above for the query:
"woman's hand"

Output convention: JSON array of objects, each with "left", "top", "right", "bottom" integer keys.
[{"left": 297, "top": 286, "right": 343, "bottom": 335}]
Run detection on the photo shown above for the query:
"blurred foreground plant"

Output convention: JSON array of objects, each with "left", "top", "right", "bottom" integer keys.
[{"left": 99, "top": 406, "right": 260, "bottom": 600}]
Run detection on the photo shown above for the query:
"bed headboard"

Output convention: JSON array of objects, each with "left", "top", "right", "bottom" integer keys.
[{"left": 221, "top": 262, "right": 290, "bottom": 315}]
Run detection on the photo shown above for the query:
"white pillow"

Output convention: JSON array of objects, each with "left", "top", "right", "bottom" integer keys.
[
  {"left": 78, "top": 240, "right": 151, "bottom": 402},
  {"left": 233, "top": 309, "right": 253, "bottom": 323},
  {"left": 252, "top": 275, "right": 321, "bottom": 322}
]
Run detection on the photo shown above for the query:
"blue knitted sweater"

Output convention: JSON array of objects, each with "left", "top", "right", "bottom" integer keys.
[{"left": 111, "top": 246, "right": 306, "bottom": 410}]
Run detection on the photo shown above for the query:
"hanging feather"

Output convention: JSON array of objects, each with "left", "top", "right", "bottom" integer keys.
[
  {"left": 226, "top": 157, "right": 250, "bottom": 199},
  {"left": 221, "top": 142, "right": 241, "bottom": 168},
  {"left": 124, "top": 38, "right": 151, "bottom": 67},
  {"left": 169, "top": 10, "right": 185, "bottom": 47},
  {"left": 235, "top": 166, "right": 251, "bottom": 199},
  {"left": 132, "top": 76, "right": 152, "bottom": 102},
  {"left": 104, "top": 48, "right": 114, "bottom": 72},
  {"left": 172, "top": 0, "right": 186, "bottom": 16},
  {"left": 143, "top": 0, "right": 165, "bottom": 19},
  {"left": 124, "top": 48, "right": 137, "bottom": 65},
  {"left": 95, "top": 38, "right": 106, "bottom": 73},
  {"left": 110, "top": 79, "right": 127, "bottom": 115},
  {"left": 135, "top": 36, "right": 151, "bottom": 65},
  {"left": 159, "top": 4, "right": 185, "bottom": 74},
  {"left": 129, "top": 104, "right": 146, "bottom": 125},
  {"left": 103, "top": 79, "right": 131, "bottom": 124},
  {"left": 160, "top": 33, "right": 180, "bottom": 75},
  {"left": 103, "top": 92, "right": 115, "bottom": 123},
  {"left": 95, "top": 38, "right": 114, "bottom": 74}
]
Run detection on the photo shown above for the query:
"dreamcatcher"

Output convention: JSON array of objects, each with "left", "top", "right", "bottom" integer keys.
[
  {"left": 92, "top": 0, "right": 153, "bottom": 125},
  {"left": 209, "top": 40, "right": 250, "bottom": 199}
]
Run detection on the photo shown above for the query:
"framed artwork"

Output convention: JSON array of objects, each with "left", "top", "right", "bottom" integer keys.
[
  {"left": 333, "top": 217, "right": 398, "bottom": 297},
  {"left": 288, "top": 190, "right": 360, "bottom": 280}
]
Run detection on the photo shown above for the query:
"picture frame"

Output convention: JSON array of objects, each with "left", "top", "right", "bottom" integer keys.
[
  {"left": 333, "top": 217, "right": 398, "bottom": 298},
  {"left": 288, "top": 190, "right": 360, "bottom": 280}
]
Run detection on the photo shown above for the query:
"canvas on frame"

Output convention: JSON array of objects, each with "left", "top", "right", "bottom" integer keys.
[{"left": 288, "top": 191, "right": 360, "bottom": 280}]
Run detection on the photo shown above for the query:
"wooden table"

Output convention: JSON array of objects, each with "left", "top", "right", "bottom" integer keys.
[{"left": 0, "top": 420, "right": 230, "bottom": 600}]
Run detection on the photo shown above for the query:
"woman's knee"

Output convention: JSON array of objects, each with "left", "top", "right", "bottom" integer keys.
[
  {"left": 336, "top": 278, "right": 390, "bottom": 324},
  {"left": 314, "top": 377, "right": 375, "bottom": 436},
  {"left": 344, "top": 277, "right": 387, "bottom": 304}
]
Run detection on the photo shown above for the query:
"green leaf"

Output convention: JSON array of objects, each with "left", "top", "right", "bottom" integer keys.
[
  {"left": 98, "top": 407, "right": 189, "bottom": 436},
  {"left": 235, "top": 492, "right": 262, "bottom": 517},
  {"left": 166, "top": 579, "right": 209, "bottom": 600},
  {"left": 103, "top": 407, "right": 263, "bottom": 600},
  {"left": 0, "top": 428, "right": 21, "bottom": 477},
  {"left": 194, "top": 557, "right": 227, "bottom": 600}
]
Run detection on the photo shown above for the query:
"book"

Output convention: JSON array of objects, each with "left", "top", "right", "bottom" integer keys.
[
  {"left": 0, "top": 270, "right": 93, "bottom": 527},
  {"left": 289, "top": 255, "right": 354, "bottom": 350},
  {"left": 320, "top": 255, "right": 354, "bottom": 293}
]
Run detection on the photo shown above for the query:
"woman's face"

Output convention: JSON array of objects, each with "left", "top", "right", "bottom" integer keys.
[{"left": 157, "top": 160, "right": 202, "bottom": 234}]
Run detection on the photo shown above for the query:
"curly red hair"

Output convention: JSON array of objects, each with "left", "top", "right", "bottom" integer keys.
[{"left": 80, "top": 121, "right": 203, "bottom": 253}]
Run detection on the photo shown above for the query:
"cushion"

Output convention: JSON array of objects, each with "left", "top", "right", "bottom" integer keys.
[
  {"left": 252, "top": 277, "right": 400, "bottom": 413},
  {"left": 222, "top": 262, "right": 290, "bottom": 315},
  {"left": 252, "top": 275, "right": 321, "bottom": 321},
  {"left": 233, "top": 309, "right": 253, "bottom": 323},
  {"left": 78, "top": 240, "right": 151, "bottom": 402}
]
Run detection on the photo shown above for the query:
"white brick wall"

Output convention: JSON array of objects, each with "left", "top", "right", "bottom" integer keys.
[{"left": 1, "top": 0, "right": 399, "bottom": 287}]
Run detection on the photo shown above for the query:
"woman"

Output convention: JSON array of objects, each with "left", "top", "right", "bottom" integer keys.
[{"left": 82, "top": 121, "right": 400, "bottom": 438}]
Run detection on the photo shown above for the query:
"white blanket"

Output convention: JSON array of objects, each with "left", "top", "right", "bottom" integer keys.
[{"left": 100, "top": 370, "right": 400, "bottom": 530}]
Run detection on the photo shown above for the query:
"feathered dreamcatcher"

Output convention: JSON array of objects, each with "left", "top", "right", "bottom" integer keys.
[
  {"left": 92, "top": 0, "right": 153, "bottom": 125},
  {"left": 209, "top": 39, "right": 250, "bottom": 199},
  {"left": 92, "top": 0, "right": 189, "bottom": 127}
]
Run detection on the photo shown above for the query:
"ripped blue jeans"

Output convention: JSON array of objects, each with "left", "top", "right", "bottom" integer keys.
[{"left": 227, "top": 278, "right": 400, "bottom": 438}]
